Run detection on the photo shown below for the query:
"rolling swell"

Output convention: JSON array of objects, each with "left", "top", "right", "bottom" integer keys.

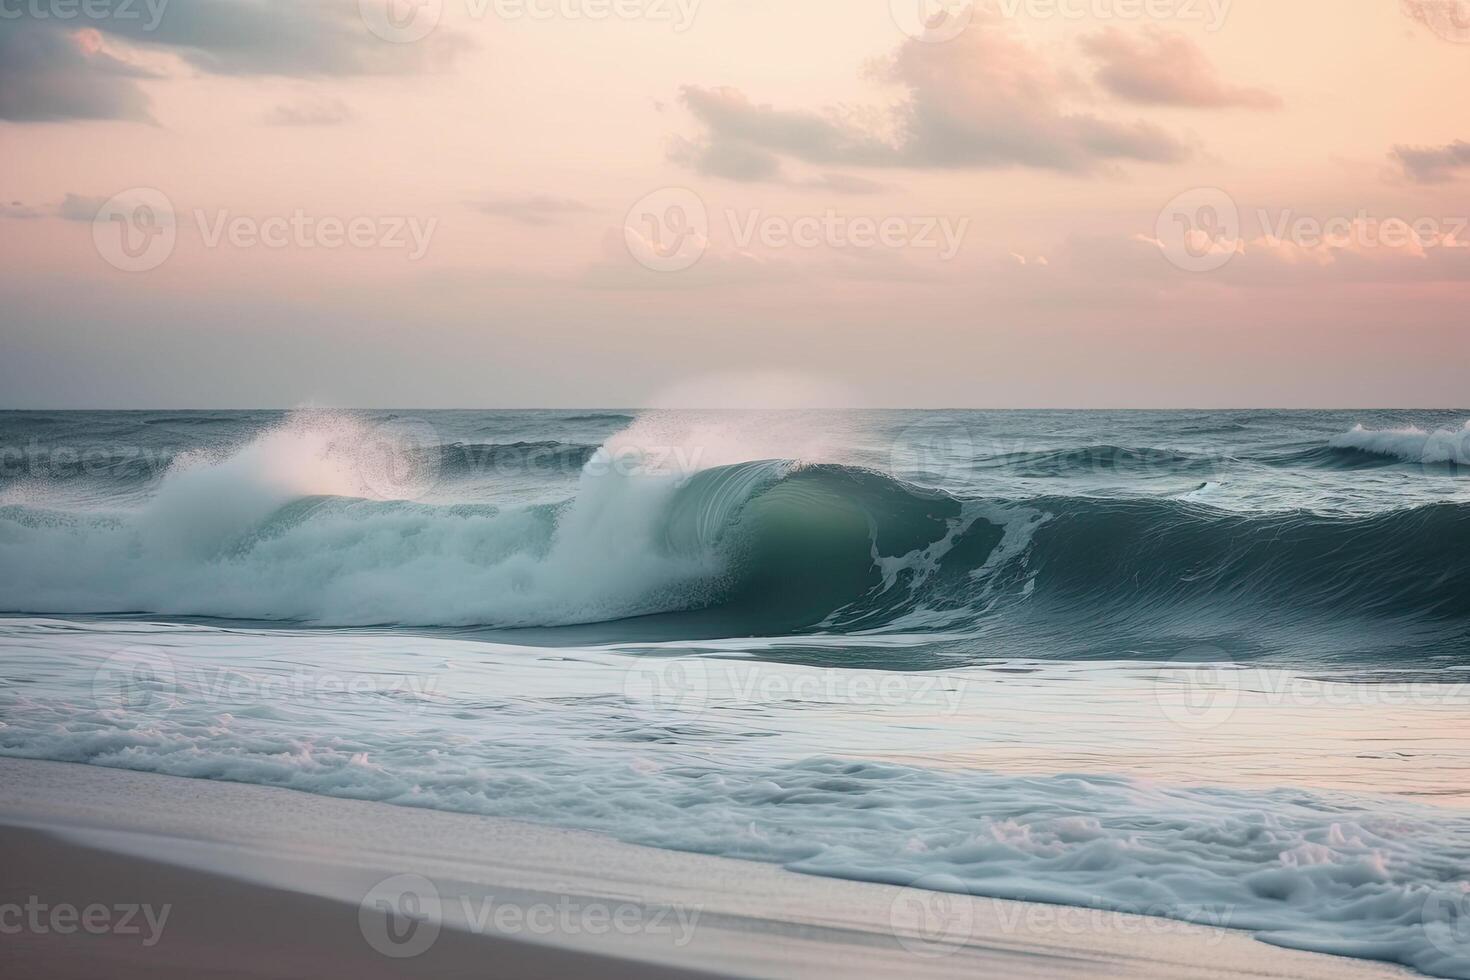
[
  {"left": 0, "top": 445, "right": 1467, "bottom": 661},
  {"left": 665, "top": 467, "right": 1470, "bottom": 658}
]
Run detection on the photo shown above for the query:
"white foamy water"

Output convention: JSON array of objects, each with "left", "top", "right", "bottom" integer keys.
[
  {"left": 1, "top": 619, "right": 1467, "bottom": 978},
  {"left": 1331, "top": 422, "right": 1470, "bottom": 466}
]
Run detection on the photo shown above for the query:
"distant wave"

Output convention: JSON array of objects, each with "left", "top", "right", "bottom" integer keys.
[
  {"left": 973, "top": 445, "right": 1224, "bottom": 477},
  {"left": 1329, "top": 422, "right": 1470, "bottom": 466}
]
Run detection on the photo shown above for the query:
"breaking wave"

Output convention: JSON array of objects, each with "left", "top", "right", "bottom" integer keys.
[{"left": 0, "top": 416, "right": 1467, "bottom": 663}]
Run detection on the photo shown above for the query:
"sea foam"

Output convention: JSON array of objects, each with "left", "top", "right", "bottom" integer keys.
[
  {"left": 1331, "top": 421, "right": 1470, "bottom": 465},
  {"left": 1, "top": 622, "right": 1467, "bottom": 979}
]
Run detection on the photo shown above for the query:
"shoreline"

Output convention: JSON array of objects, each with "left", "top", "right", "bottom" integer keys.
[{"left": 0, "top": 758, "right": 1418, "bottom": 979}]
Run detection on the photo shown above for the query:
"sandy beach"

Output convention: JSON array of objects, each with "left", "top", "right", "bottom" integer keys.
[{"left": 0, "top": 758, "right": 1419, "bottom": 980}]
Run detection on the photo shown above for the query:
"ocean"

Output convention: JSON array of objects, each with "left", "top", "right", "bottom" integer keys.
[{"left": 1, "top": 409, "right": 1468, "bottom": 977}]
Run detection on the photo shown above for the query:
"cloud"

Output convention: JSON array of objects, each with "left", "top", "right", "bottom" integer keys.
[
  {"left": 1, "top": 1, "right": 465, "bottom": 123},
  {"left": 56, "top": 193, "right": 111, "bottom": 221},
  {"left": 266, "top": 97, "right": 355, "bottom": 126},
  {"left": 0, "top": 24, "right": 156, "bottom": 122},
  {"left": 668, "top": 133, "right": 787, "bottom": 182},
  {"left": 1081, "top": 28, "right": 1281, "bottom": 109},
  {"left": 1400, "top": 0, "right": 1470, "bottom": 41},
  {"left": 0, "top": 193, "right": 117, "bottom": 222},
  {"left": 1391, "top": 140, "right": 1470, "bottom": 183},
  {"left": 799, "top": 173, "right": 890, "bottom": 195},
  {"left": 98, "top": 0, "right": 467, "bottom": 76},
  {"left": 668, "top": 136, "right": 890, "bottom": 193},
  {"left": 473, "top": 195, "right": 595, "bottom": 226},
  {"left": 1106, "top": 218, "right": 1470, "bottom": 286},
  {"left": 672, "top": 14, "right": 1189, "bottom": 177},
  {"left": 0, "top": 201, "right": 47, "bottom": 220}
]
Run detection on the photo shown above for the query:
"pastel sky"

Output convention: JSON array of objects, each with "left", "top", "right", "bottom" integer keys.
[{"left": 1, "top": 0, "right": 1467, "bottom": 408}]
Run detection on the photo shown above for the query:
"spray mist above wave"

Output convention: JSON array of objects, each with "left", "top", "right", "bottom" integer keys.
[{"left": 0, "top": 412, "right": 746, "bottom": 627}]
